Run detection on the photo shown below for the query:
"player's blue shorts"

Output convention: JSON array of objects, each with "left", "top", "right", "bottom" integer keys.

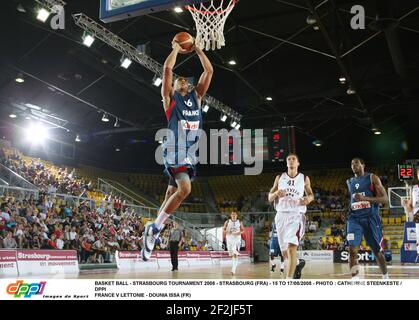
[
  {"left": 163, "top": 148, "right": 197, "bottom": 182},
  {"left": 269, "top": 237, "right": 282, "bottom": 257},
  {"left": 164, "top": 162, "right": 196, "bottom": 182},
  {"left": 346, "top": 214, "right": 384, "bottom": 252}
]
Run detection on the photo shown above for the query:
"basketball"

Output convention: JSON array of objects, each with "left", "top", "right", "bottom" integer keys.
[{"left": 173, "top": 32, "right": 195, "bottom": 53}]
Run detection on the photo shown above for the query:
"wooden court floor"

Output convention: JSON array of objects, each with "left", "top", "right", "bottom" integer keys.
[{"left": 62, "top": 262, "right": 419, "bottom": 279}]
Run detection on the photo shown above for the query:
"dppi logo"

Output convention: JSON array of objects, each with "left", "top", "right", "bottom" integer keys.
[{"left": 6, "top": 280, "right": 46, "bottom": 298}]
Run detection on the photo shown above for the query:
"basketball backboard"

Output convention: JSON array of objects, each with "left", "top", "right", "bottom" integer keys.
[{"left": 100, "top": 0, "right": 204, "bottom": 22}]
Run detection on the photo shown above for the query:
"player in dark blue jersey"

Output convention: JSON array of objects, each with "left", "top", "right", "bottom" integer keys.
[
  {"left": 142, "top": 40, "right": 213, "bottom": 261},
  {"left": 346, "top": 158, "right": 389, "bottom": 279}
]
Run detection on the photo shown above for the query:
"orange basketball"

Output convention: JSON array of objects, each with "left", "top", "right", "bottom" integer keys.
[{"left": 173, "top": 32, "right": 194, "bottom": 53}]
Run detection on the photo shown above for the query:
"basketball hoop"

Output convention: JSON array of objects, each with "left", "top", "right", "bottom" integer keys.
[{"left": 187, "top": 0, "right": 237, "bottom": 51}]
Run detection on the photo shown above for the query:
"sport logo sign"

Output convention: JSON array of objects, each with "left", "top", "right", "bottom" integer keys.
[{"left": 6, "top": 280, "right": 46, "bottom": 298}]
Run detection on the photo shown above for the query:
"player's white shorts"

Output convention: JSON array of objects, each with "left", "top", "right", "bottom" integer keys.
[
  {"left": 226, "top": 235, "right": 241, "bottom": 256},
  {"left": 275, "top": 212, "right": 305, "bottom": 252}
]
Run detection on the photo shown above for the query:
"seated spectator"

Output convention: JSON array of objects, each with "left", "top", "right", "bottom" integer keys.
[
  {"left": 29, "top": 235, "right": 41, "bottom": 249},
  {"left": 47, "top": 234, "right": 57, "bottom": 249},
  {"left": 308, "top": 221, "right": 317, "bottom": 233},
  {"left": 80, "top": 237, "right": 93, "bottom": 263},
  {"left": 92, "top": 238, "right": 110, "bottom": 263},
  {"left": 3, "top": 231, "right": 17, "bottom": 249},
  {"left": 107, "top": 236, "right": 120, "bottom": 252},
  {"left": 56, "top": 234, "right": 65, "bottom": 250},
  {"left": 1, "top": 207, "right": 11, "bottom": 222}
]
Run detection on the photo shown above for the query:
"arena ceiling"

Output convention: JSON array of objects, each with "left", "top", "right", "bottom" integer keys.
[{"left": 0, "top": 0, "right": 418, "bottom": 169}]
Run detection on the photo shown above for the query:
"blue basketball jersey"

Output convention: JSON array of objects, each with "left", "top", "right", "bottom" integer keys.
[
  {"left": 165, "top": 90, "right": 202, "bottom": 165},
  {"left": 347, "top": 173, "right": 379, "bottom": 218}
]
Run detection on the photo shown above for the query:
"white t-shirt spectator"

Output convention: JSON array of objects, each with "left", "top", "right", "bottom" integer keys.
[
  {"left": 1, "top": 211, "right": 10, "bottom": 222},
  {"left": 70, "top": 231, "right": 77, "bottom": 241},
  {"left": 56, "top": 238, "right": 64, "bottom": 249}
]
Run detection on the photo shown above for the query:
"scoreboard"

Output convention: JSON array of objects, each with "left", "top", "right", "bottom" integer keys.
[
  {"left": 269, "top": 126, "right": 295, "bottom": 162},
  {"left": 398, "top": 163, "right": 415, "bottom": 181},
  {"left": 225, "top": 126, "right": 295, "bottom": 164}
]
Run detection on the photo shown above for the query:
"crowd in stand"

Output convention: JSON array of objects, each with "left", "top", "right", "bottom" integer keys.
[
  {"left": 0, "top": 191, "right": 149, "bottom": 262},
  {"left": 0, "top": 190, "right": 214, "bottom": 263},
  {"left": 1, "top": 149, "right": 90, "bottom": 197}
]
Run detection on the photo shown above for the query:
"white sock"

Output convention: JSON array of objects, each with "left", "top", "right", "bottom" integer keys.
[
  {"left": 270, "top": 259, "right": 275, "bottom": 266},
  {"left": 296, "top": 259, "right": 300, "bottom": 265},
  {"left": 232, "top": 258, "right": 237, "bottom": 271},
  {"left": 155, "top": 211, "right": 170, "bottom": 230},
  {"left": 280, "top": 261, "right": 285, "bottom": 270},
  {"left": 382, "top": 273, "right": 389, "bottom": 279}
]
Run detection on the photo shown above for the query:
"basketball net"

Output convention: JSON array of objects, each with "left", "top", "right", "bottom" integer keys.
[{"left": 187, "top": 0, "right": 237, "bottom": 51}]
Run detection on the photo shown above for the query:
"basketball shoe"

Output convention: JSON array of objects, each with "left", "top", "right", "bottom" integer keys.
[
  {"left": 141, "top": 222, "right": 160, "bottom": 261},
  {"left": 293, "top": 259, "right": 306, "bottom": 279}
]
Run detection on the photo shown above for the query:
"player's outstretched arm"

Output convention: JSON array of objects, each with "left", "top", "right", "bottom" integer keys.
[
  {"left": 194, "top": 46, "right": 213, "bottom": 100},
  {"left": 300, "top": 176, "right": 315, "bottom": 206},
  {"left": 161, "top": 41, "right": 181, "bottom": 111}
]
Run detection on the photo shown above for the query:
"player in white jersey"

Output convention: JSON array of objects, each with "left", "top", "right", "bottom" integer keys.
[
  {"left": 223, "top": 211, "right": 244, "bottom": 275},
  {"left": 402, "top": 169, "right": 419, "bottom": 255},
  {"left": 268, "top": 154, "right": 314, "bottom": 279},
  {"left": 402, "top": 169, "right": 419, "bottom": 219}
]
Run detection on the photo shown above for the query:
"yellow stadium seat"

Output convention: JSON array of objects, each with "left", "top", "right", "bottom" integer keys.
[
  {"left": 382, "top": 217, "right": 389, "bottom": 225},
  {"left": 397, "top": 240, "right": 404, "bottom": 249},
  {"left": 395, "top": 217, "right": 402, "bottom": 225},
  {"left": 388, "top": 217, "right": 395, "bottom": 225},
  {"left": 325, "top": 228, "right": 331, "bottom": 236}
]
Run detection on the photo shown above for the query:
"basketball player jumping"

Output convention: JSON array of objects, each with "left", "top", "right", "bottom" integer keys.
[
  {"left": 268, "top": 222, "right": 285, "bottom": 274},
  {"left": 268, "top": 154, "right": 314, "bottom": 279},
  {"left": 346, "top": 158, "right": 389, "bottom": 279},
  {"left": 223, "top": 211, "right": 244, "bottom": 275},
  {"left": 141, "top": 39, "right": 213, "bottom": 261}
]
